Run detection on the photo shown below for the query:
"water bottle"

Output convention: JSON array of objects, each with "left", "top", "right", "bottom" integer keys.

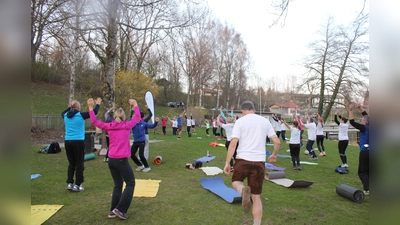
[{"left": 207, "top": 150, "right": 210, "bottom": 156}]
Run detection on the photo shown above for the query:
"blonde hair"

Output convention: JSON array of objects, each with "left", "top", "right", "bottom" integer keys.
[
  {"left": 226, "top": 117, "right": 233, "bottom": 123},
  {"left": 113, "top": 108, "right": 126, "bottom": 123}
]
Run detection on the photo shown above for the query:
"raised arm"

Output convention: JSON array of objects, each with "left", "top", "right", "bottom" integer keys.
[
  {"left": 334, "top": 110, "right": 340, "bottom": 125},
  {"left": 282, "top": 118, "right": 290, "bottom": 130},
  {"left": 81, "top": 97, "right": 101, "bottom": 119},
  {"left": 219, "top": 106, "right": 227, "bottom": 121},
  {"left": 349, "top": 104, "right": 366, "bottom": 132}
]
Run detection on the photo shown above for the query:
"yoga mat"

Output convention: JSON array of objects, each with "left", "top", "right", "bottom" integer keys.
[
  {"left": 209, "top": 142, "right": 220, "bottom": 147},
  {"left": 265, "top": 163, "right": 286, "bottom": 171},
  {"left": 200, "top": 177, "right": 242, "bottom": 203},
  {"left": 300, "top": 161, "right": 318, "bottom": 165},
  {"left": 266, "top": 150, "right": 291, "bottom": 158},
  {"left": 265, "top": 171, "right": 313, "bottom": 188},
  {"left": 31, "top": 174, "right": 41, "bottom": 180},
  {"left": 122, "top": 179, "right": 161, "bottom": 197},
  {"left": 84, "top": 153, "right": 95, "bottom": 161},
  {"left": 196, "top": 155, "right": 216, "bottom": 163},
  {"left": 31, "top": 205, "right": 63, "bottom": 225},
  {"left": 336, "top": 184, "right": 364, "bottom": 203},
  {"left": 200, "top": 166, "right": 224, "bottom": 176}
]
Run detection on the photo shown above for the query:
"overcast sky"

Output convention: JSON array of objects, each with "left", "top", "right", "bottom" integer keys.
[{"left": 207, "top": 0, "right": 369, "bottom": 89}]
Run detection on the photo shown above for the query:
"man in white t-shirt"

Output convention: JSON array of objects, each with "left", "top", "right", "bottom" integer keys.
[{"left": 224, "top": 101, "right": 280, "bottom": 225}]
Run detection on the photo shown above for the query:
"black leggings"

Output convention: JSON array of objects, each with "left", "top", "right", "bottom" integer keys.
[
  {"left": 289, "top": 144, "right": 300, "bottom": 167},
  {"left": 338, "top": 140, "right": 349, "bottom": 164},
  {"left": 358, "top": 150, "right": 369, "bottom": 191},
  {"left": 162, "top": 126, "right": 166, "bottom": 135},
  {"left": 225, "top": 140, "right": 238, "bottom": 167},
  {"left": 280, "top": 130, "right": 286, "bottom": 140},
  {"left": 316, "top": 135, "right": 325, "bottom": 152}
]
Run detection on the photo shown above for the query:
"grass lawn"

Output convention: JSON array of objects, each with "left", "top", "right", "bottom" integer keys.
[{"left": 31, "top": 128, "right": 369, "bottom": 225}]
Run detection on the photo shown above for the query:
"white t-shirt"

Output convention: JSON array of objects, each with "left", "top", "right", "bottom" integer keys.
[
  {"left": 289, "top": 127, "right": 301, "bottom": 144},
  {"left": 172, "top": 120, "right": 177, "bottom": 128},
  {"left": 186, "top": 118, "right": 192, "bottom": 126},
  {"left": 316, "top": 123, "right": 324, "bottom": 135},
  {"left": 232, "top": 113, "right": 276, "bottom": 162},
  {"left": 338, "top": 123, "right": 349, "bottom": 140},
  {"left": 280, "top": 122, "right": 287, "bottom": 131},
  {"left": 304, "top": 121, "right": 316, "bottom": 141},
  {"left": 191, "top": 119, "right": 195, "bottom": 125},
  {"left": 222, "top": 123, "right": 234, "bottom": 141}
]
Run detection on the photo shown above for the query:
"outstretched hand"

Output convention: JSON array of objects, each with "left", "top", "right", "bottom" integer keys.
[
  {"left": 349, "top": 104, "right": 354, "bottom": 111},
  {"left": 95, "top": 97, "right": 102, "bottom": 105},
  {"left": 155, "top": 117, "right": 160, "bottom": 122},
  {"left": 87, "top": 98, "right": 94, "bottom": 109},
  {"left": 129, "top": 99, "right": 137, "bottom": 106}
]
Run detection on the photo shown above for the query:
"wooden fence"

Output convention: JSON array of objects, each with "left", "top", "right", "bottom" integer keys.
[{"left": 31, "top": 114, "right": 94, "bottom": 130}]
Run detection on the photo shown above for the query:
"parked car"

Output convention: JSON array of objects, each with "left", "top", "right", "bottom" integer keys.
[{"left": 167, "top": 101, "right": 185, "bottom": 108}]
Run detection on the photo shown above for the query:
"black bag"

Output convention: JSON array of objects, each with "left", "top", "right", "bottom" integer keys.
[
  {"left": 335, "top": 166, "right": 348, "bottom": 174},
  {"left": 47, "top": 142, "right": 61, "bottom": 154}
]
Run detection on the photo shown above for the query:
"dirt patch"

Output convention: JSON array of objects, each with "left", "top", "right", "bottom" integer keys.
[{"left": 31, "top": 127, "right": 64, "bottom": 145}]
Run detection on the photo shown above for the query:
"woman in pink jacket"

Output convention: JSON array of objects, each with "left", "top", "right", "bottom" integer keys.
[{"left": 88, "top": 98, "right": 141, "bottom": 220}]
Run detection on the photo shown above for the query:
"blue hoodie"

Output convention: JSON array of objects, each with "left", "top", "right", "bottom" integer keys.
[
  {"left": 61, "top": 104, "right": 100, "bottom": 140},
  {"left": 131, "top": 121, "right": 158, "bottom": 142}
]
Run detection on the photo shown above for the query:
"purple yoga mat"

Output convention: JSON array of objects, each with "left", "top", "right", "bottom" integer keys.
[{"left": 265, "top": 163, "right": 286, "bottom": 171}]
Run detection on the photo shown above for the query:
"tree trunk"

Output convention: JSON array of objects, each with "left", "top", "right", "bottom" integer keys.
[{"left": 103, "top": 0, "right": 119, "bottom": 109}]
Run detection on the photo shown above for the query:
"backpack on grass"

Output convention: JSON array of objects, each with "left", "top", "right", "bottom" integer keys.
[{"left": 38, "top": 142, "right": 61, "bottom": 154}]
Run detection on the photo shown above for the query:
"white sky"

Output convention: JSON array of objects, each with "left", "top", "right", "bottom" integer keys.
[{"left": 207, "top": 0, "right": 369, "bottom": 88}]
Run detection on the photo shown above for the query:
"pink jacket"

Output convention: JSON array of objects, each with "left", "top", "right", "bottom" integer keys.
[{"left": 89, "top": 106, "right": 141, "bottom": 158}]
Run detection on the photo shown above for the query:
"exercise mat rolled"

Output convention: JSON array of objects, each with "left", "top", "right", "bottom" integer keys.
[
  {"left": 153, "top": 156, "right": 162, "bottom": 165},
  {"left": 84, "top": 153, "right": 95, "bottom": 161},
  {"left": 336, "top": 184, "right": 364, "bottom": 203}
]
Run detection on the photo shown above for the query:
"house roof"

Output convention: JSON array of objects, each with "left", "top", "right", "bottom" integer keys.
[{"left": 270, "top": 100, "right": 299, "bottom": 108}]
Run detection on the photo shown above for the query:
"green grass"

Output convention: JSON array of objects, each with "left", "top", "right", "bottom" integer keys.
[{"left": 31, "top": 130, "right": 369, "bottom": 225}]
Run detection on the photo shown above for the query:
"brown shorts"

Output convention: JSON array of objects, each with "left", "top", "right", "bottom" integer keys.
[
  {"left": 232, "top": 158, "right": 265, "bottom": 195},
  {"left": 178, "top": 125, "right": 182, "bottom": 132}
]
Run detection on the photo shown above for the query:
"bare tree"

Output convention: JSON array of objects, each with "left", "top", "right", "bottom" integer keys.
[{"left": 300, "top": 13, "right": 369, "bottom": 121}]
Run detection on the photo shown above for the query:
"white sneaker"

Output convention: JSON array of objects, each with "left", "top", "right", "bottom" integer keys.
[
  {"left": 72, "top": 185, "right": 84, "bottom": 192},
  {"left": 136, "top": 165, "right": 145, "bottom": 171},
  {"left": 143, "top": 167, "right": 151, "bottom": 172},
  {"left": 341, "top": 163, "right": 348, "bottom": 168}
]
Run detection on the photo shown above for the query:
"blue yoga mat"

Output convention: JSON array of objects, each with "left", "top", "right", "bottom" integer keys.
[
  {"left": 266, "top": 150, "right": 291, "bottom": 159},
  {"left": 31, "top": 174, "right": 41, "bottom": 180},
  {"left": 200, "top": 177, "right": 242, "bottom": 203},
  {"left": 196, "top": 155, "right": 216, "bottom": 163}
]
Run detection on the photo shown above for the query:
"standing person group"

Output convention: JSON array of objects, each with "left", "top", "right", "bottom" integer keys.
[
  {"left": 224, "top": 100, "right": 280, "bottom": 225},
  {"left": 349, "top": 103, "right": 369, "bottom": 195},
  {"left": 88, "top": 98, "right": 141, "bottom": 220},
  {"left": 61, "top": 98, "right": 101, "bottom": 192}
]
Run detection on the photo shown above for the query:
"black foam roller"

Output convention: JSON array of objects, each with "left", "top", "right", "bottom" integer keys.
[{"left": 336, "top": 184, "right": 364, "bottom": 203}]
